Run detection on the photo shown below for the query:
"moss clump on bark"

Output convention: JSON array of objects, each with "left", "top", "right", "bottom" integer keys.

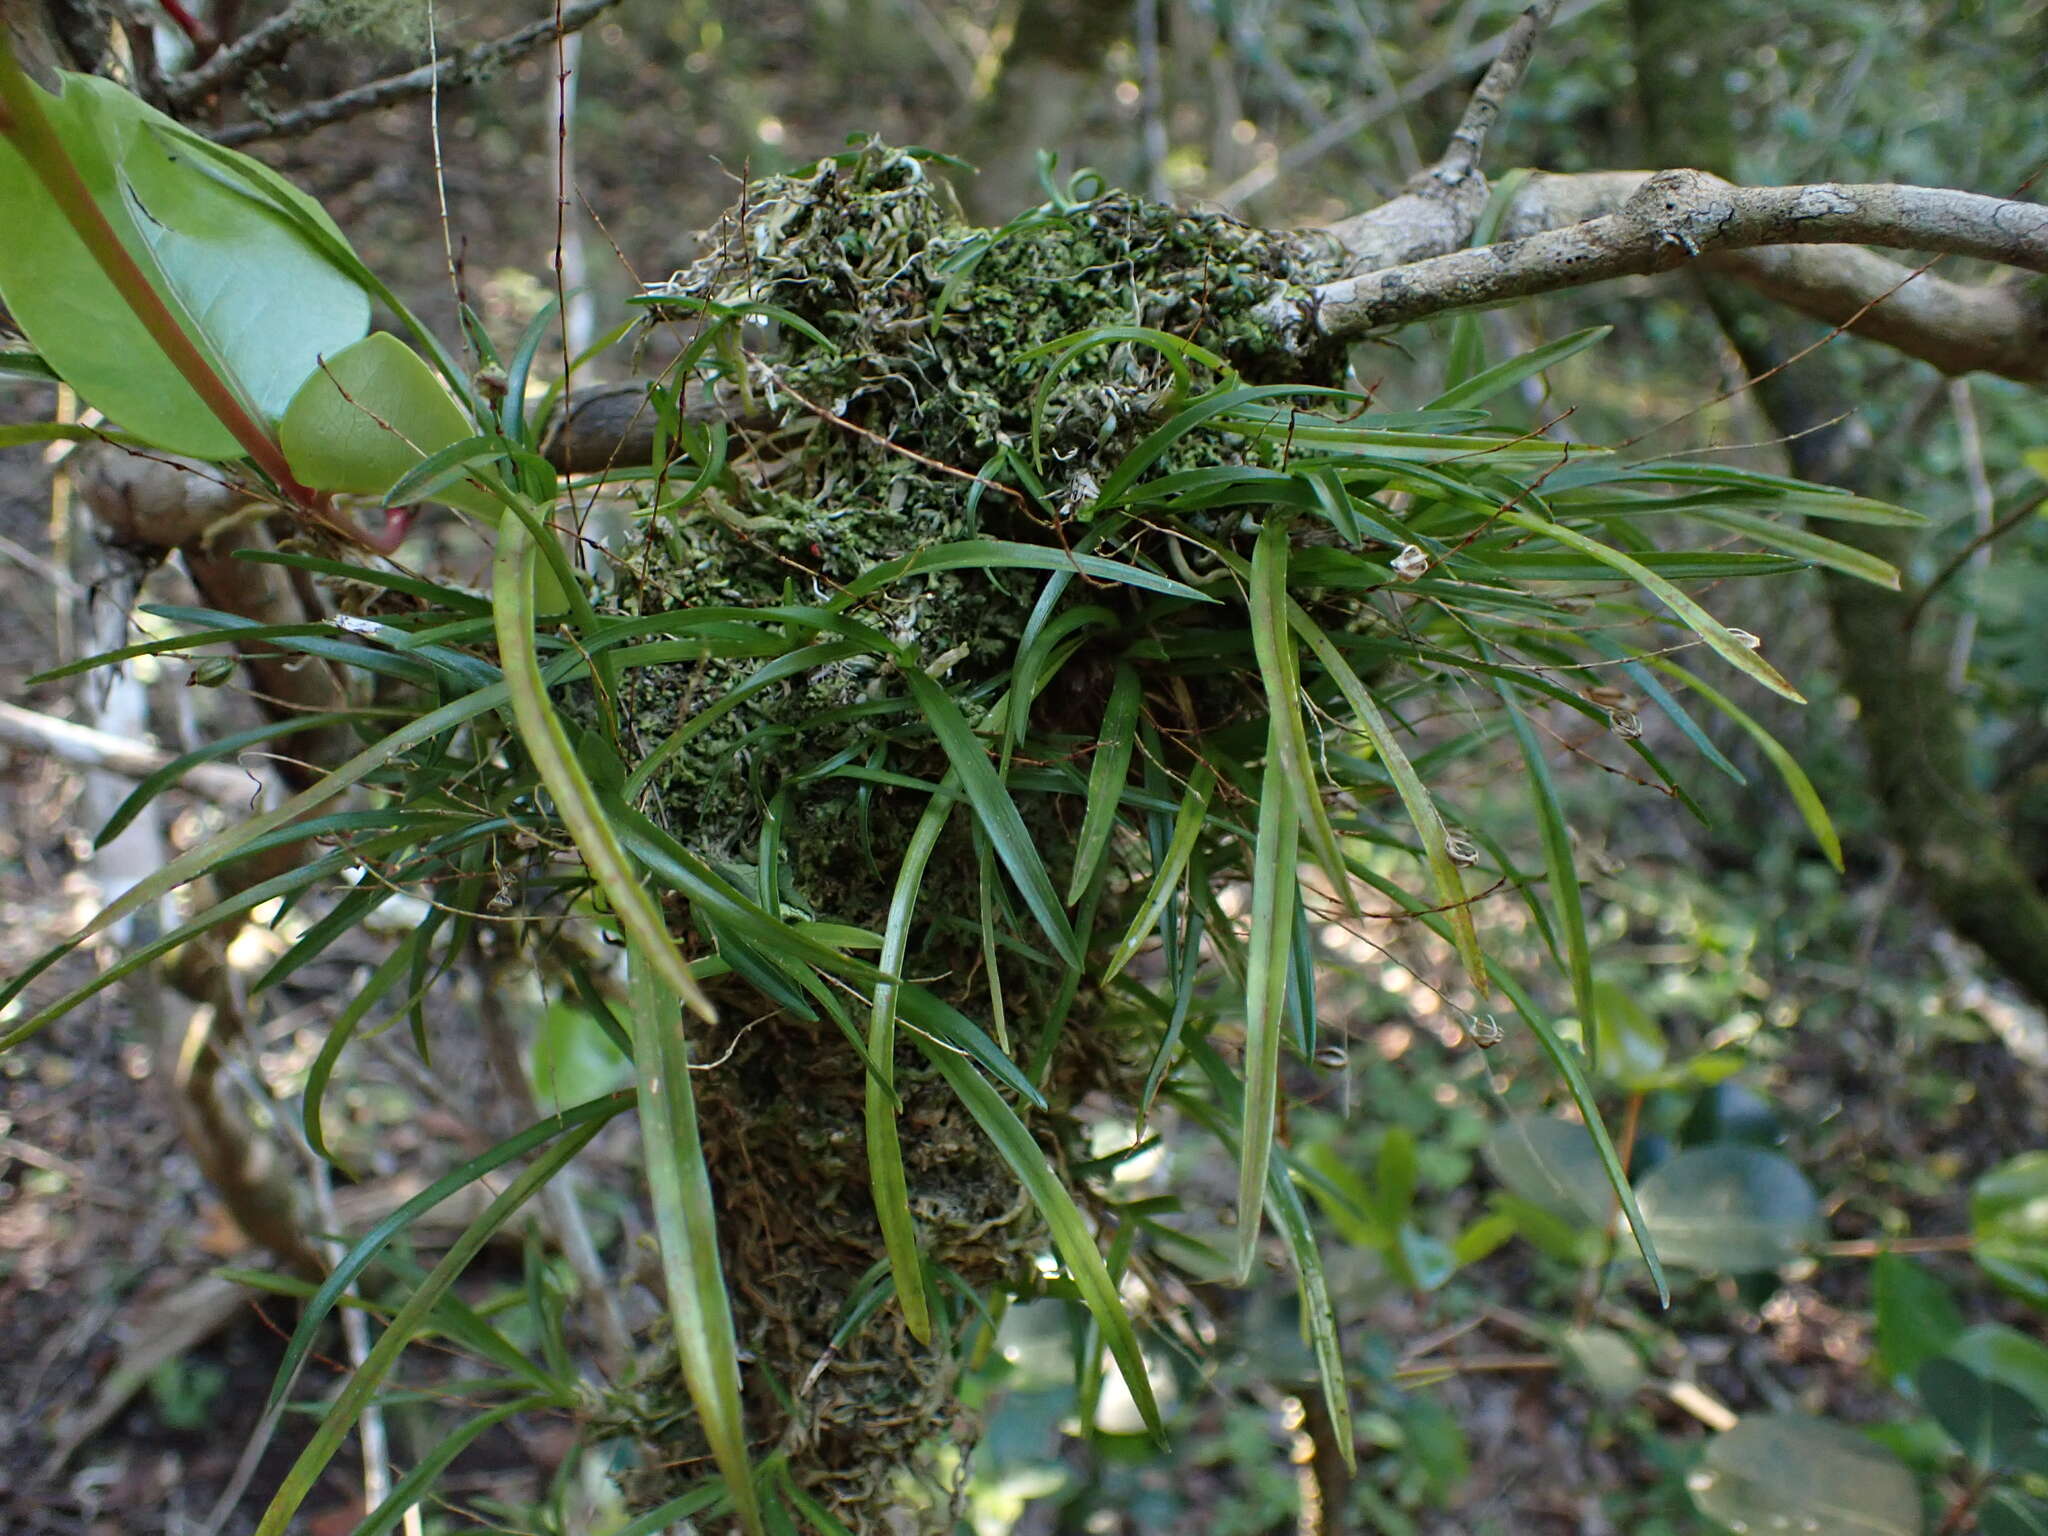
[{"left": 604, "top": 142, "right": 1345, "bottom": 1529}]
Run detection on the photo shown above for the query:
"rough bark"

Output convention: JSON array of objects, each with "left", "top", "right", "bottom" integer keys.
[{"left": 1284, "top": 172, "right": 2048, "bottom": 340}]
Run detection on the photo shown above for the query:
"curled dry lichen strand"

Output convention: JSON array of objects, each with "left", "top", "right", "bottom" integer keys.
[{"left": 605, "top": 143, "right": 1348, "bottom": 1528}]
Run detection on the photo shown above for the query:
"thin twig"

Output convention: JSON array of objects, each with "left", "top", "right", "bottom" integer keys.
[
  {"left": 1944, "top": 378, "right": 1994, "bottom": 687},
  {"left": 1434, "top": 0, "right": 1561, "bottom": 183},
  {"left": 207, "top": 0, "right": 625, "bottom": 146},
  {"left": 1900, "top": 486, "right": 2048, "bottom": 639},
  {"left": 1213, "top": 0, "right": 1602, "bottom": 208},
  {"left": 163, "top": 0, "right": 319, "bottom": 107}
]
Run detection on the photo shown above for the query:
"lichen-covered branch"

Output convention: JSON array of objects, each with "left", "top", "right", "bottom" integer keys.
[
  {"left": 1490, "top": 170, "right": 2048, "bottom": 387},
  {"left": 1279, "top": 170, "right": 2048, "bottom": 341},
  {"left": 1311, "top": 0, "right": 1559, "bottom": 273}
]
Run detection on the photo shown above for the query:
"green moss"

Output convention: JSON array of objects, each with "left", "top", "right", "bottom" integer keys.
[
  {"left": 605, "top": 143, "right": 1349, "bottom": 1530},
  {"left": 623, "top": 142, "right": 1342, "bottom": 934}
]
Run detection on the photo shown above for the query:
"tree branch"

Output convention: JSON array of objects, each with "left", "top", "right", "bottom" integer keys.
[
  {"left": 0, "top": 699, "right": 258, "bottom": 806},
  {"left": 206, "top": 0, "right": 625, "bottom": 146},
  {"left": 1280, "top": 170, "right": 2048, "bottom": 341},
  {"left": 1436, "top": 0, "right": 1560, "bottom": 183},
  {"left": 162, "top": 0, "right": 318, "bottom": 109},
  {"left": 1314, "top": 0, "right": 1562, "bottom": 274}
]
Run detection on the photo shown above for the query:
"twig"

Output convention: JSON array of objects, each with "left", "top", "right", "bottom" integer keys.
[
  {"left": 1944, "top": 378, "right": 1994, "bottom": 687},
  {"left": 163, "top": 0, "right": 318, "bottom": 107},
  {"left": 306, "top": 1155, "right": 397, "bottom": 1529},
  {"left": 1133, "top": 0, "right": 1169, "bottom": 204},
  {"left": 207, "top": 0, "right": 626, "bottom": 146},
  {"left": 1434, "top": 0, "right": 1561, "bottom": 184},
  {"left": 1900, "top": 486, "right": 2048, "bottom": 639},
  {"left": 0, "top": 699, "right": 260, "bottom": 806},
  {"left": 1213, "top": 0, "right": 1602, "bottom": 208},
  {"left": 1820, "top": 1233, "right": 1974, "bottom": 1259}
]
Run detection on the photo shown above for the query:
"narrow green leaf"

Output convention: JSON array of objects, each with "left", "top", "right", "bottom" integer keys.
[
  {"left": 628, "top": 951, "right": 765, "bottom": 1536},
  {"left": 908, "top": 1034, "right": 1163, "bottom": 1440},
  {"left": 1236, "top": 715, "right": 1300, "bottom": 1282},
  {"left": 1496, "top": 685, "right": 1596, "bottom": 1067},
  {"left": 1249, "top": 517, "right": 1356, "bottom": 919},
  {"left": 902, "top": 668, "right": 1078, "bottom": 968},
  {"left": 1648, "top": 659, "right": 1843, "bottom": 871},
  {"left": 865, "top": 787, "right": 954, "bottom": 1346},
  {"left": 1289, "top": 609, "right": 1486, "bottom": 988},
  {"left": 834, "top": 539, "right": 1211, "bottom": 606},
  {"left": 1683, "top": 502, "right": 1901, "bottom": 588},
  {"left": 94, "top": 710, "right": 357, "bottom": 847},
  {"left": 354, "top": 1395, "right": 556, "bottom": 1536},
  {"left": 1428, "top": 325, "right": 1612, "bottom": 411},
  {"left": 1103, "top": 763, "right": 1217, "bottom": 980},
  {"left": 253, "top": 1118, "right": 605, "bottom": 1535},
  {"left": 1498, "top": 508, "right": 1804, "bottom": 701},
  {"left": 1067, "top": 664, "right": 1142, "bottom": 903},
  {"left": 492, "top": 515, "right": 717, "bottom": 1021}
]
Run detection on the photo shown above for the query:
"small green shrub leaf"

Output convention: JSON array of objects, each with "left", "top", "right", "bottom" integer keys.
[
  {"left": 1635, "top": 1145, "right": 1819, "bottom": 1273},
  {"left": 1689, "top": 1415, "right": 1921, "bottom": 1536}
]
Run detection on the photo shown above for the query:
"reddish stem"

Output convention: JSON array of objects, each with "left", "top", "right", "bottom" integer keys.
[{"left": 156, "top": 0, "right": 216, "bottom": 59}]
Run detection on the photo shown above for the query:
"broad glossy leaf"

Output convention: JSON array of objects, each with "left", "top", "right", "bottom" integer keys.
[
  {"left": 1919, "top": 1356, "right": 2048, "bottom": 1473},
  {"left": 0, "top": 71, "right": 366, "bottom": 456},
  {"left": 1689, "top": 1416, "right": 1921, "bottom": 1536},
  {"left": 1941, "top": 1324, "right": 2048, "bottom": 1419},
  {"left": 1562, "top": 1326, "right": 1646, "bottom": 1401},
  {"left": 281, "top": 331, "right": 498, "bottom": 513},
  {"left": 1483, "top": 1113, "right": 1613, "bottom": 1229},
  {"left": 1589, "top": 978, "right": 1668, "bottom": 1090}
]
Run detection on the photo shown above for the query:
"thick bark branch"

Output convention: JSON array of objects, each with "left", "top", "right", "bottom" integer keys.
[
  {"left": 1286, "top": 171, "right": 2048, "bottom": 340},
  {"left": 1706, "top": 247, "right": 2048, "bottom": 388},
  {"left": 1495, "top": 171, "right": 2048, "bottom": 386}
]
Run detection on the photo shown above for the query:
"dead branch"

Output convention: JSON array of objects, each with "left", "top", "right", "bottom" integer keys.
[
  {"left": 207, "top": 0, "right": 626, "bottom": 146},
  {"left": 1309, "top": 0, "right": 1560, "bottom": 272},
  {"left": 0, "top": 699, "right": 262, "bottom": 806}
]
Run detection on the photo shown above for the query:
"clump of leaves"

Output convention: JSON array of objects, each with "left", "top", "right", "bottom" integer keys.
[{"left": 0, "top": 75, "right": 1925, "bottom": 1535}]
